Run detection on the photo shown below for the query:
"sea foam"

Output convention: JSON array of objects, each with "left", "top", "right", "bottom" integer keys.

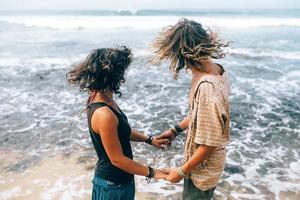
[{"left": 0, "top": 15, "right": 300, "bottom": 30}]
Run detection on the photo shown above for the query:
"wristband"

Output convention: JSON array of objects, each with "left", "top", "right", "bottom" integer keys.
[
  {"left": 146, "top": 166, "right": 155, "bottom": 183},
  {"left": 176, "top": 167, "right": 190, "bottom": 179},
  {"left": 174, "top": 125, "right": 184, "bottom": 136},
  {"left": 145, "top": 136, "right": 154, "bottom": 145}
]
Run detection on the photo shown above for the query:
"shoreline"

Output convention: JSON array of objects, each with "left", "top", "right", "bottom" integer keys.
[
  {"left": 0, "top": 152, "right": 299, "bottom": 200},
  {"left": 0, "top": 152, "right": 184, "bottom": 200}
]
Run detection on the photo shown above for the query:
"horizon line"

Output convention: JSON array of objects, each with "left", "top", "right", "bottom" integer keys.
[{"left": 0, "top": 8, "right": 300, "bottom": 11}]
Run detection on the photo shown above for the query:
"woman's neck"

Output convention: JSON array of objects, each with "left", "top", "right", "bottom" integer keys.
[
  {"left": 91, "top": 90, "right": 113, "bottom": 103},
  {"left": 100, "top": 90, "right": 113, "bottom": 99}
]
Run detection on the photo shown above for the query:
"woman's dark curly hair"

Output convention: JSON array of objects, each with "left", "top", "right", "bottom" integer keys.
[
  {"left": 66, "top": 46, "right": 132, "bottom": 96},
  {"left": 150, "top": 18, "right": 229, "bottom": 79}
]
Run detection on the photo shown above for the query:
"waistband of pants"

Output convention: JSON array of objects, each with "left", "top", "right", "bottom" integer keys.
[{"left": 93, "top": 176, "right": 134, "bottom": 187}]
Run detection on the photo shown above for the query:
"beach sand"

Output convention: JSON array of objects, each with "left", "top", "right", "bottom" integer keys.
[
  {"left": 0, "top": 152, "right": 184, "bottom": 200},
  {"left": 1, "top": 152, "right": 300, "bottom": 200},
  {"left": 0, "top": 153, "right": 93, "bottom": 199}
]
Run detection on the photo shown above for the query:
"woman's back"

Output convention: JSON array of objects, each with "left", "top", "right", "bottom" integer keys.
[{"left": 87, "top": 102, "right": 133, "bottom": 185}]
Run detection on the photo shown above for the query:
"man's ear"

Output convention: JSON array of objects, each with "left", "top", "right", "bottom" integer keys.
[
  {"left": 185, "top": 58, "right": 196, "bottom": 70},
  {"left": 185, "top": 59, "right": 190, "bottom": 69}
]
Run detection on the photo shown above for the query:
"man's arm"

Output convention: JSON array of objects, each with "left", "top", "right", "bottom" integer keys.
[
  {"left": 176, "top": 116, "right": 190, "bottom": 132},
  {"left": 157, "top": 116, "right": 190, "bottom": 141},
  {"left": 181, "top": 144, "right": 216, "bottom": 174},
  {"left": 166, "top": 82, "right": 224, "bottom": 183},
  {"left": 165, "top": 144, "right": 216, "bottom": 183}
]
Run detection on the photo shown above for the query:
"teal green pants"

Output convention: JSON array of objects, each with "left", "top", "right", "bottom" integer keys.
[
  {"left": 92, "top": 176, "right": 135, "bottom": 200},
  {"left": 182, "top": 179, "right": 215, "bottom": 200}
]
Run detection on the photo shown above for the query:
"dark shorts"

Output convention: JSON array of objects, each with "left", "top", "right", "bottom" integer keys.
[
  {"left": 92, "top": 176, "right": 135, "bottom": 200},
  {"left": 182, "top": 179, "right": 215, "bottom": 200}
]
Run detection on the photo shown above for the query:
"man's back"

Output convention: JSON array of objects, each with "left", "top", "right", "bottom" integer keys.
[{"left": 185, "top": 70, "right": 230, "bottom": 191}]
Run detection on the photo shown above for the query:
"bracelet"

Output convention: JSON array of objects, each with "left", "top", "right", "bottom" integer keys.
[
  {"left": 145, "top": 136, "right": 154, "bottom": 145},
  {"left": 174, "top": 125, "right": 184, "bottom": 136},
  {"left": 145, "top": 166, "right": 155, "bottom": 183},
  {"left": 176, "top": 167, "right": 190, "bottom": 179}
]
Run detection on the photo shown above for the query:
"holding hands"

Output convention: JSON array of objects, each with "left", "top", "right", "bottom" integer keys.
[
  {"left": 165, "top": 168, "right": 183, "bottom": 183},
  {"left": 165, "top": 167, "right": 190, "bottom": 183},
  {"left": 156, "top": 128, "right": 176, "bottom": 145},
  {"left": 146, "top": 121, "right": 186, "bottom": 148},
  {"left": 154, "top": 168, "right": 170, "bottom": 180},
  {"left": 156, "top": 123, "right": 185, "bottom": 145},
  {"left": 151, "top": 167, "right": 189, "bottom": 183},
  {"left": 151, "top": 136, "right": 170, "bottom": 149},
  {"left": 146, "top": 124, "right": 188, "bottom": 183},
  {"left": 149, "top": 127, "right": 178, "bottom": 148}
]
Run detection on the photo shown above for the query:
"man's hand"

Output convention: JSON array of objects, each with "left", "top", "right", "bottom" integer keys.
[
  {"left": 151, "top": 136, "right": 169, "bottom": 149},
  {"left": 165, "top": 168, "right": 182, "bottom": 183},
  {"left": 156, "top": 129, "right": 176, "bottom": 145}
]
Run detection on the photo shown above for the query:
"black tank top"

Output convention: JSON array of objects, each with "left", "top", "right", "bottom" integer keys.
[{"left": 87, "top": 102, "right": 134, "bottom": 185}]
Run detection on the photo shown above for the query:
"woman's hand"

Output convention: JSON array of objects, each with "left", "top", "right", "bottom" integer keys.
[
  {"left": 165, "top": 168, "right": 183, "bottom": 183},
  {"left": 151, "top": 136, "right": 169, "bottom": 149},
  {"left": 154, "top": 168, "right": 170, "bottom": 180}
]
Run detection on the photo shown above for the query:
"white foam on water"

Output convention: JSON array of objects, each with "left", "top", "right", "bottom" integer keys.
[
  {"left": 11, "top": 123, "right": 37, "bottom": 133},
  {"left": 0, "top": 17, "right": 299, "bottom": 200},
  {"left": 0, "top": 187, "right": 21, "bottom": 199},
  {"left": 0, "top": 57, "right": 21, "bottom": 66},
  {"left": 290, "top": 161, "right": 300, "bottom": 175},
  {"left": 230, "top": 86, "right": 252, "bottom": 102},
  {"left": 41, "top": 175, "right": 89, "bottom": 200},
  {"left": 0, "top": 55, "right": 87, "bottom": 74},
  {"left": 229, "top": 48, "right": 300, "bottom": 61},
  {"left": 224, "top": 69, "right": 300, "bottom": 198},
  {"left": 281, "top": 70, "right": 300, "bottom": 80},
  {"left": 132, "top": 49, "right": 152, "bottom": 58},
  {"left": 1, "top": 15, "right": 300, "bottom": 30},
  {"left": 135, "top": 176, "right": 183, "bottom": 197}
]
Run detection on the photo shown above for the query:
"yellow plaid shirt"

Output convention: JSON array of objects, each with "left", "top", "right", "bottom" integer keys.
[{"left": 184, "top": 72, "right": 230, "bottom": 191}]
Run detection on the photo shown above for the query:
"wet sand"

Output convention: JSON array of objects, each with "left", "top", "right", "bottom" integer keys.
[
  {"left": 0, "top": 153, "right": 93, "bottom": 199},
  {"left": 1, "top": 152, "right": 300, "bottom": 200},
  {"left": 0, "top": 152, "right": 184, "bottom": 200}
]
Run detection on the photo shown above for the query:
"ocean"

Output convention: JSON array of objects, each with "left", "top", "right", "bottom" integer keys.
[{"left": 0, "top": 9, "right": 299, "bottom": 200}]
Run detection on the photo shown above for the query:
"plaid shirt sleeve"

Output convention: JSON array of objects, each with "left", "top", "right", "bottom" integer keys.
[{"left": 194, "top": 82, "right": 224, "bottom": 147}]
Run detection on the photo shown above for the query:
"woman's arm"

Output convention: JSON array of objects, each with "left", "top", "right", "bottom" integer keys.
[
  {"left": 130, "top": 129, "right": 148, "bottom": 142},
  {"left": 91, "top": 107, "right": 168, "bottom": 178},
  {"left": 130, "top": 129, "right": 169, "bottom": 149}
]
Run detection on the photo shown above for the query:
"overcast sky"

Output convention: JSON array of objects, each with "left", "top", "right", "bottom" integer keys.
[{"left": 0, "top": 0, "right": 299, "bottom": 10}]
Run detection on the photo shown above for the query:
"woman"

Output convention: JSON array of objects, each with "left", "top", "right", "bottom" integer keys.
[
  {"left": 153, "top": 19, "right": 230, "bottom": 200},
  {"left": 66, "top": 46, "right": 169, "bottom": 200}
]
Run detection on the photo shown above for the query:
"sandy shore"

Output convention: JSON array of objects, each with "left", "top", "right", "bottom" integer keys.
[
  {"left": 1, "top": 152, "right": 299, "bottom": 200},
  {"left": 0, "top": 153, "right": 93, "bottom": 199},
  {"left": 0, "top": 153, "right": 184, "bottom": 200}
]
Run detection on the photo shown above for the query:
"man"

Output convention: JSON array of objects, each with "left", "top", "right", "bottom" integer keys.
[{"left": 153, "top": 18, "right": 230, "bottom": 200}]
